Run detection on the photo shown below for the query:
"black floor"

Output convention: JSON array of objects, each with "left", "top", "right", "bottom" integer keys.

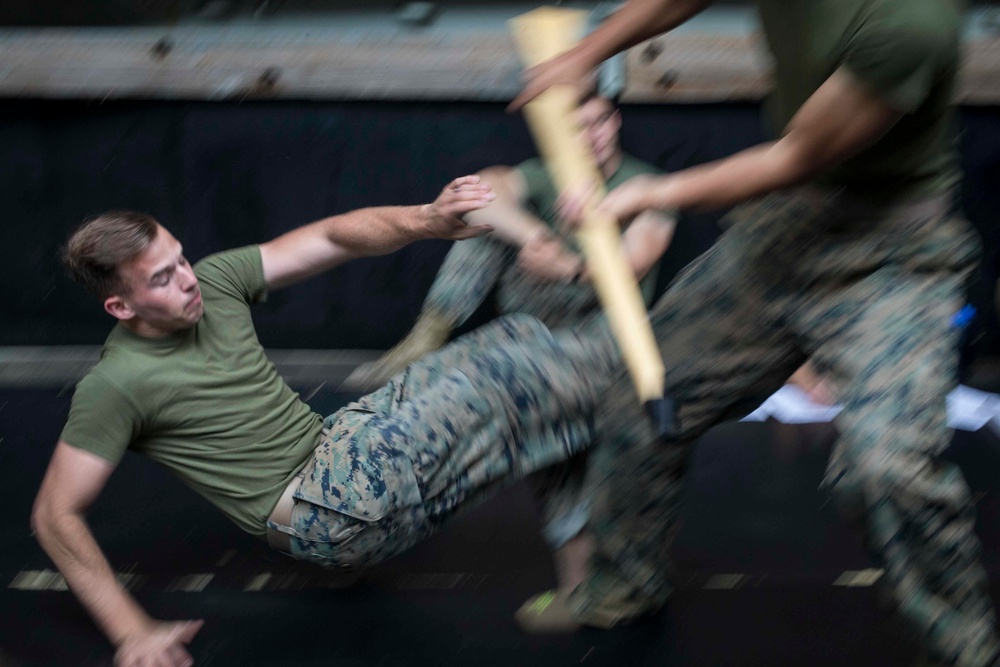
[{"left": 4, "top": 386, "right": 1000, "bottom": 666}]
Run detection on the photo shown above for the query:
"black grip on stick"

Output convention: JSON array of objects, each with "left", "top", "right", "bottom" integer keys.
[{"left": 644, "top": 396, "right": 679, "bottom": 440}]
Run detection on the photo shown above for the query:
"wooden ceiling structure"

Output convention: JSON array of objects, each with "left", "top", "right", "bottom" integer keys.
[{"left": 0, "top": 4, "right": 997, "bottom": 104}]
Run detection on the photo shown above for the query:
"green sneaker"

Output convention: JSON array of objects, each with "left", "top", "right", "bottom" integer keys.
[
  {"left": 342, "top": 311, "right": 452, "bottom": 390},
  {"left": 514, "top": 590, "right": 581, "bottom": 634}
]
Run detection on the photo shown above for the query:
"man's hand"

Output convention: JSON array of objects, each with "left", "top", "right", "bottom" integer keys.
[
  {"left": 420, "top": 176, "right": 496, "bottom": 240},
  {"left": 556, "top": 174, "right": 661, "bottom": 232},
  {"left": 508, "top": 49, "right": 594, "bottom": 112},
  {"left": 517, "top": 232, "right": 586, "bottom": 283},
  {"left": 341, "top": 310, "right": 453, "bottom": 391},
  {"left": 595, "top": 174, "right": 664, "bottom": 225},
  {"left": 552, "top": 179, "right": 599, "bottom": 233},
  {"left": 508, "top": 0, "right": 711, "bottom": 111},
  {"left": 115, "top": 619, "right": 203, "bottom": 667}
]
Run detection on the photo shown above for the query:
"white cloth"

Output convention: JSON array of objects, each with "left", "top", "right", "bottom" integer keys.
[{"left": 741, "top": 384, "right": 1000, "bottom": 433}]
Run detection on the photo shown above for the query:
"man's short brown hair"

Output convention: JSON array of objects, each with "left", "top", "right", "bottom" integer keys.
[{"left": 62, "top": 211, "right": 160, "bottom": 300}]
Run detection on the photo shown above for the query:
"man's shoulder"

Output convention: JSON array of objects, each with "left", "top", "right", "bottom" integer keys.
[
  {"left": 73, "top": 352, "right": 146, "bottom": 420},
  {"left": 62, "top": 339, "right": 155, "bottom": 464},
  {"left": 89, "top": 334, "right": 165, "bottom": 394},
  {"left": 194, "top": 245, "right": 261, "bottom": 281},
  {"left": 839, "top": 0, "right": 959, "bottom": 115},
  {"left": 194, "top": 245, "right": 267, "bottom": 305}
]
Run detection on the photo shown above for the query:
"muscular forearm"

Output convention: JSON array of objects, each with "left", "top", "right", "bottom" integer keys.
[
  {"left": 467, "top": 209, "right": 543, "bottom": 248},
  {"left": 644, "top": 140, "right": 813, "bottom": 213},
  {"left": 321, "top": 205, "right": 433, "bottom": 257},
  {"left": 464, "top": 169, "right": 543, "bottom": 247},
  {"left": 262, "top": 176, "right": 495, "bottom": 290},
  {"left": 640, "top": 68, "right": 903, "bottom": 214},
  {"left": 34, "top": 510, "right": 152, "bottom": 646},
  {"left": 261, "top": 205, "right": 432, "bottom": 290}
]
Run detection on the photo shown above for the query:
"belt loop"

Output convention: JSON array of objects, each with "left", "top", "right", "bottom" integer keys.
[
  {"left": 267, "top": 425, "right": 330, "bottom": 552},
  {"left": 266, "top": 460, "right": 310, "bottom": 553}
]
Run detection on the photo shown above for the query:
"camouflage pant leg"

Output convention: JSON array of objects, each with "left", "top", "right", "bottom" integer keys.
[
  {"left": 497, "top": 265, "right": 601, "bottom": 330},
  {"left": 493, "top": 266, "right": 604, "bottom": 550},
  {"left": 289, "top": 314, "right": 619, "bottom": 569},
  {"left": 569, "top": 199, "right": 815, "bottom": 625},
  {"left": 798, "top": 218, "right": 998, "bottom": 666},
  {"left": 574, "top": 190, "right": 999, "bottom": 661},
  {"left": 528, "top": 451, "right": 591, "bottom": 549},
  {"left": 513, "top": 281, "right": 600, "bottom": 551},
  {"left": 430, "top": 235, "right": 608, "bottom": 550},
  {"left": 423, "top": 234, "right": 511, "bottom": 328}
]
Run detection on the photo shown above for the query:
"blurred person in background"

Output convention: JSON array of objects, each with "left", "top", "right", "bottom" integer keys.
[{"left": 347, "top": 91, "right": 676, "bottom": 600}]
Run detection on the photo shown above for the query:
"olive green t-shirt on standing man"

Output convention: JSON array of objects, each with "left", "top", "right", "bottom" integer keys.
[{"left": 757, "top": 0, "right": 963, "bottom": 202}]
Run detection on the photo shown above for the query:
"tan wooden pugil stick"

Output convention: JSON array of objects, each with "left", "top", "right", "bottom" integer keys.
[{"left": 509, "top": 7, "right": 668, "bottom": 411}]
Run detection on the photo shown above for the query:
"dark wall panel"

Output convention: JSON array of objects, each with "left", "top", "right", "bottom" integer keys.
[{"left": 1, "top": 100, "right": 996, "bottom": 360}]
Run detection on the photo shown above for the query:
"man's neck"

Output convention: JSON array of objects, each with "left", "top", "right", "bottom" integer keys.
[{"left": 120, "top": 318, "right": 181, "bottom": 339}]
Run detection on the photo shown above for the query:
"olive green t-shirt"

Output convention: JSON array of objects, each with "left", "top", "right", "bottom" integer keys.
[
  {"left": 60, "top": 246, "right": 323, "bottom": 537},
  {"left": 516, "top": 154, "right": 665, "bottom": 305},
  {"left": 757, "top": 0, "right": 963, "bottom": 201}
]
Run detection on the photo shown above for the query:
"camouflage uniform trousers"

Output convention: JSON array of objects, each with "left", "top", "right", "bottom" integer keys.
[
  {"left": 425, "top": 232, "right": 614, "bottom": 549},
  {"left": 284, "top": 314, "right": 619, "bottom": 570},
  {"left": 570, "top": 188, "right": 999, "bottom": 666}
]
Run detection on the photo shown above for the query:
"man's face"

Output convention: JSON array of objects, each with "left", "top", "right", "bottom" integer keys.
[
  {"left": 107, "top": 225, "right": 203, "bottom": 336},
  {"left": 576, "top": 97, "right": 622, "bottom": 170}
]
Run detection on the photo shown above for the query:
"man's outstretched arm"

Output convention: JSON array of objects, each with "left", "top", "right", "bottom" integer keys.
[
  {"left": 32, "top": 442, "right": 202, "bottom": 667},
  {"left": 340, "top": 167, "right": 554, "bottom": 391},
  {"left": 561, "top": 69, "right": 903, "bottom": 222},
  {"left": 463, "top": 166, "right": 553, "bottom": 248},
  {"left": 510, "top": 0, "right": 712, "bottom": 110},
  {"left": 260, "top": 175, "right": 495, "bottom": 290}
]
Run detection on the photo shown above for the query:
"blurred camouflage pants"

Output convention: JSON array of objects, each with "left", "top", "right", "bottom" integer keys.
[
  {"left": 425, "top": 234, "right": 613, "bottom": 548},
  {"left": 285, "top": 314, "right": 617, "bottom": 570},
  {"left": 426, "top": 234, "right": 603, "bottom": 331},
  {"left": 572, "top": 188, "right": 998, "bottom": 666}
]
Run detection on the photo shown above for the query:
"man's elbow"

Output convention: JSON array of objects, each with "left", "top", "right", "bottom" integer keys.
[
  {"left": 30, "top": 495, "right": 53, "bottom": 541},
  {"left": 30, "top": 500, "right": 51, "bottom": 542},
  {"left": 30, "top": 493, "right": 69, "bottom": 546}
]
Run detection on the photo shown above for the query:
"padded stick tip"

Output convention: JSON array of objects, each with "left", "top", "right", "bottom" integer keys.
[{"left": 644, "top": 397, "right": 679, "bottom": 440}]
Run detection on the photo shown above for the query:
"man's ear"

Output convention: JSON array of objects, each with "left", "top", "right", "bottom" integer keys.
[{"left": 104, "top": 295, "right": 135, "bottom": 321}]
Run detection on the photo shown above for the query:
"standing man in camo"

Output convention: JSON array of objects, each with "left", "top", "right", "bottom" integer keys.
[{"left": 512, "top": 0, "right": 1000, "bottom": 664}]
